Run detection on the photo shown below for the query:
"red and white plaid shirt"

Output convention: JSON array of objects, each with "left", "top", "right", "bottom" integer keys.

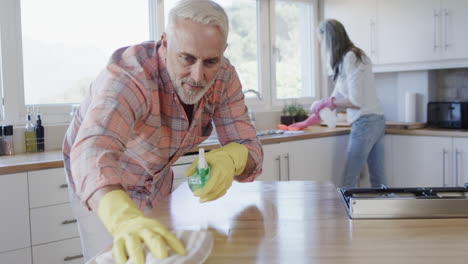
[{"left": 63, "top": 41, "right": 263, "bottom": 210}]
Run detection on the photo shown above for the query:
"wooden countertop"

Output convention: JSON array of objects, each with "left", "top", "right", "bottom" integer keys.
[
  {"left": 1, "top": 125, "right": 468, "bottom": 175},
  {"left": 149, "top": 181, "right": 468, "bottom": 264}
]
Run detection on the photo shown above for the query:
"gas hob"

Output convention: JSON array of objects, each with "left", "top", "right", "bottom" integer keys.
[{"left": 339, "top": 184, "right": 468, "bottom": 219}]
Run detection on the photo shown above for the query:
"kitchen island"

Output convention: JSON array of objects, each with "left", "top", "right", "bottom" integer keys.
[{"left": 149, "top": 181, "right": 468, "bottom": 264}]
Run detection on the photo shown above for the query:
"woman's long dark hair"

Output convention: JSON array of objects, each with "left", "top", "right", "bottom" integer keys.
[{"left": 318, "top": 19, "right": 366, "bottom": 81}]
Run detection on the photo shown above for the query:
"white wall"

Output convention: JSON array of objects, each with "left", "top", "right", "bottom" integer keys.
[{"left": 375, "top": 70, "right": 429, "bottom": 122}]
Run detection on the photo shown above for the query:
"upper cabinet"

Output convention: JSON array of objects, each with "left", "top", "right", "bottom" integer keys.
[
  {"left": 323, "top": 0, "right": 378, "bottom": 63},
  {"left": 322, "top": 0, "right": 468, "bottom": 72}
]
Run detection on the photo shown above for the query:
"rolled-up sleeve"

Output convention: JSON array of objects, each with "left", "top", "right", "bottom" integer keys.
[
  {"left": 70, "top": 65, "right": 148, "bottom": 207},
  {"left": 213, "top": 67, "right": 263, "bottom": 182}
]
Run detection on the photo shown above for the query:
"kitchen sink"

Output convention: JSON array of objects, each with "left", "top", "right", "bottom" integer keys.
[{"left": 201, "top": 130, "right": 304, "bottom": 145}]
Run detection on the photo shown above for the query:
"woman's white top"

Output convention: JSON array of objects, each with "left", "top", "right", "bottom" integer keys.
[{"left": 331, "top": 51, "right": 383, "bottom": 124}]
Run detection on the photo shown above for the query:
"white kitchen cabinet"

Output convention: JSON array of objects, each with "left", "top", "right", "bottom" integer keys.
[
  {"left": 389, "top": 135, "right": 452, "bottom": 187},
  {"left": 309, "top": 135, "right": 349, "bottom": 185},
  {"left": 0, "top": 172, "right": 30, "bottom": 253},
  {"left": 171, "top": 153, "right": 198, "bottom": 191},
  {"left": 32, "top": 237, "right": 83, "bottom": 264},
  {"left": 377, "top": 0, "right": 440, "bottom": 65},
  {"left": 441, "top": 0, "right": 468, "bottom": 60},
  {"left": 257, "top": 136, "right": 349, "bottom": 184},
  {"left": 451, "top": 137, "right": 468, "bottom": 187},
  {"left": 0, "top": 248, "right": 32, "bottom": 264},
  {"left": 28, "top": 168, "right": 69, "bottom": 208},
  {"left": 323, "top": 0, "right": 378, "bottom": 62},
  {"left": 376, "top": 0, "right": 468, "bottom": 69},
  {"left": 388, "top": 135, "right": 468, "bottom": 188},
  {"left": 256, "top": 143, "right": 282, "bottom": 181}
]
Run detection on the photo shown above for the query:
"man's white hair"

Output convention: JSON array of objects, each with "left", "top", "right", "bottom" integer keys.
[{"left": 166, "top": 0, "right": 229, "bottom": 42}]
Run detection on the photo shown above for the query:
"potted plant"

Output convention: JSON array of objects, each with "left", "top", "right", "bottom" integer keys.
[
  {"left": 294, "top": 106, "right": 309, "bottom": 123},
  {"left": 280, "top": 104, "right": 296, "bottom": 126}
]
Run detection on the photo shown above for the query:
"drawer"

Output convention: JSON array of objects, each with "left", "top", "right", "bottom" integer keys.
[
  {"left": 30, "top": 203, "right": 79, "bottom": 245},
  {"left": 0, "top": 248, "right": 32, "bottom": 264},
  {"left": 33, "top": 237, "right": 83, "bottom": 264},
  {"left": 28, "top": 168, "right": 69, "bottom": 208}
]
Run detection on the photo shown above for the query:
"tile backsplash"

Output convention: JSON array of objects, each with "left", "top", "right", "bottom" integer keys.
[{"left": 428, "top": 68, "right": 468, "bottom": 101}]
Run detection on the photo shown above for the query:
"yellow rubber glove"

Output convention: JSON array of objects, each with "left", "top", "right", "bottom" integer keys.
[
  {"left": 185, "top": 142, "right": 248, "bottom": 202},
  {"left": 98, "top": 190, "right": 186, "bottom": 264}
]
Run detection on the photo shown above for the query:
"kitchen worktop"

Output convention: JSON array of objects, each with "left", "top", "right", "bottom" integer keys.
[
  {"left": 149, "top": 181, "right": 468, "bottom": 264},
  {"left": 1, "top": 125, "right": 468, "bottom": 175}
]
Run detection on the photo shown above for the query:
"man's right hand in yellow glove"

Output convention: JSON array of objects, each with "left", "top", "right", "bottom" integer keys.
[
  {"left": 185, "top": 142, "right": 249, "bottom": 202},
  {"left": 97, "top": 189, "right": 186, "bottom": 264}
]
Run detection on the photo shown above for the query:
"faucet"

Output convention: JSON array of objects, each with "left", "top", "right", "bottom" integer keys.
[
  {"left": 242, "top": 89, "right": 261, "bottom": 128},
  {"left": 243, "top": 89, "right": 262, "bottom": 100}
]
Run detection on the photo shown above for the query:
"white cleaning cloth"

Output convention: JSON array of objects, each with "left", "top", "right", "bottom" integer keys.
[{"left": 86, "top": 230, "right": 213, "bottom": 264}]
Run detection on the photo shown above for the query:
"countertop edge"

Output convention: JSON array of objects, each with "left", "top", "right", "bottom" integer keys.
[{"left": 2, "top": 126, "right": 468, "bottom": 175}]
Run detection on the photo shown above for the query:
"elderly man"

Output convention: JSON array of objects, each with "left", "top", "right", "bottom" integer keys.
[{"left": 62, "top": 0, "right": 263, "bottom": 263}]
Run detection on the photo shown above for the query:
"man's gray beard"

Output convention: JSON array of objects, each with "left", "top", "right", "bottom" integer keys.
[{"left": 173, "top": 77, "right": 216, "bottom": 105}]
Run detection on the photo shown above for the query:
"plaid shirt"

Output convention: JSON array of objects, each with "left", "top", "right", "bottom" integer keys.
[{"left": 63, "top": 41, "right": 263, "bottom": 210}]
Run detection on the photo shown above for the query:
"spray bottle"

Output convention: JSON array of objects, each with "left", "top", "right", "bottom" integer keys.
[{"left": 188, "top": 148, "right": 211, "bottom": 192}]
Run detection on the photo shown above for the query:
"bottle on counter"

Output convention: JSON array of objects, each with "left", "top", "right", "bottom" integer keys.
[
  {"left": 34, "top": 112, "right": 45, "bottom": 152},
  {"left": 24, "top": 108, "right": 36, "bottom": 153},
  {"left": 0, "top": 126, "right": 4, "bottom": 155},
  {"left": 3, "top": 125, "right": 14, "bottom": 155},
  {"left": 188, "top": 148, "right": 211, "bottom": 192}
]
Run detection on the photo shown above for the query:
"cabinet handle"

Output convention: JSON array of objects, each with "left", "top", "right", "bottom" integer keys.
[
  {"left": 64, "top": 254, "right": 83, "bottom": 261},
  {"left": 61, "top": 219, "right": 77, "bottom": 225},
  {"left": 455, "top": 148, "right": 461, "bottom": 186},
  {"left": 370, "top": 19, "right": 376, "bottom": 56},
  {"left": 285, "top": 153, "right": 290, "bottom": 181},
  {"left": 275, "top": 155, "right": 281, "bottom": 181},
  {"left": 444, "top": 9, "right": 449, "bottom": 51},
  {"left": 59, "top": 183, "right": 68, "bottom": 189},
  {"left": 433, "top": 9, "right": 440, "bottom": 52},
  {"left": 442, "top": 149, "right": 448, "bottom": 187}
]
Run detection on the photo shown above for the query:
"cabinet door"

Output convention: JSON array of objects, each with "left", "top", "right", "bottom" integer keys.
[
  {"left": 0, "top": 173, "right": 30, "bottom": 252},
  {"left": 28, "top": 168, "right": 69, "bottom": 208},
  {"left": 377, "top": 0, "right": 441, "bottom": 64},
  {"left": 441, "top": 0, "right": 468, "bottom": 59},
  {"left": 256, "top": 143, "right": 282, "bottom": 181},
  {"left": 383, "top": 135, "right": 394, "bottom": 186},
  {"left": 452, "top": 137, "right": 468, "bottom": 187},
  {"left": 323, "top": 0, "right": 377, "bottom": 62},
  {"left": 391, "top": 135, "right": 451, "bottom": 187},
  {"left": 32, "top": 237, "right": 83, "bottom": 264},
  {"left": 286, "top": 139, "right": 321, "bottom": 181},
  {"left": 316, "top": 135, "right": 349, "bottom": 185},
  {"left": 0, "top": 248, "right": 32, "bottom": 264}
]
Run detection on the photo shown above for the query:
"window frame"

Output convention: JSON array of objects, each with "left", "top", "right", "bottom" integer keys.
[{"left": 0, "top": 0, "right": 318, "bottom": 126}]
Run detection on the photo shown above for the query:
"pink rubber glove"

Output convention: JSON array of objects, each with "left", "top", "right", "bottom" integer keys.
[
  {"left": 288, "top": 114, "right": 321, "bottom": 130},
  {"left": 311, "top": 97, "right": 336, "bottom": 115}
]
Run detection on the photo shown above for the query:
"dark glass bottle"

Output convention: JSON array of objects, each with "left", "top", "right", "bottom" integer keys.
[{"left": 34, "top": 114, "right": 45, "bottom": 152}]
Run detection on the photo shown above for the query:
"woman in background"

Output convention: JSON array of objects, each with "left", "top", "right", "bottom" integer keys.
[{"left": 312, "top": 19, "right": 385, "bottom": 188}]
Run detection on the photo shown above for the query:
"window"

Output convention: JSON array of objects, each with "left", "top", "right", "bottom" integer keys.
[
  {"left": 21, "top": 0, "right": 150, "bottom": 105},
  {"left": 272, "top": 0, "right": 316, "bottom": 105},
  {"left": 0, "top": 0, "right": 317, "bottom": 125}
]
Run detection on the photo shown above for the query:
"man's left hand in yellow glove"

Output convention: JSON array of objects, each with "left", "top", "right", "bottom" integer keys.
[
  {"left": 185, "top": 142, "right": 251, "bottom": 202},
  {"left": 91, "top": 188, "right": 186, "bottom": 264}
]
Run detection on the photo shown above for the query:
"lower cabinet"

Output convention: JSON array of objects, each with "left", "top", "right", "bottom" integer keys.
[
  {"left": 171, "top": 153, "right": 198, "bottom": 191},
  {"left": 0, "top": 173, "right": 30, "bottom": 253},
  {"left": 32, "top": 237, "right": 83, "bottom": 264},
  {"left": 257, "top": 135, "right": 349, "bottom": 184},
  {"left": 0, "top": 248, "right": 32, "bottom": 264},
  {"left": 386, "top": 135, "right": 468, "bottom": 188}
]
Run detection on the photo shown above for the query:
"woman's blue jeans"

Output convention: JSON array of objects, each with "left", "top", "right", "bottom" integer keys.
[{"left": 342, "top": 114, "right": 386, "bottom": 188}]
